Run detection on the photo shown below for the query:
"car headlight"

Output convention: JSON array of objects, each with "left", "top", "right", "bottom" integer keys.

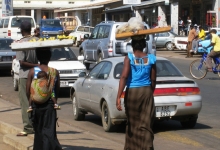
[{"left": 72, "top": 69, "right": 85, "bottom": 74}]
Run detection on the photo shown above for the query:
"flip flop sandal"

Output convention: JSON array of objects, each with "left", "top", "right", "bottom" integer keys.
[
  {"left": 54, "top": 105, "right": 61, "bottom": 110},
  {"left": 17, "top": 132, "right": 28, "bottom": 136},
  {"left": 27, "top": 109, "right": 33, "bottom": 113}
]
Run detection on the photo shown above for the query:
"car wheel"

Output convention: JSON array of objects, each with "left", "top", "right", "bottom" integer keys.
[
  {"left": 101, "top": 101, "right": 116, "bottom": 132},
  {"left": 180, "top": 119, "right": 197, "bottom": 128},
  {"left": 166, "top": 42, "right": 174, "bottom": 51},
  {"left": 98, "top": 52, "right": 103, "bottom": 62},
  {"left": 79, "top": 49, "right": 84, "bottom": 56},
  {"left": 72, "top": 92, "right": 85, "bottom": 121},
  {"left": 13, "top": 76, "right": 18, "bottom": 91}
]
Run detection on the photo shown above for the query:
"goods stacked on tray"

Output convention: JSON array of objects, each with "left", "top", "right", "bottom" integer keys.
[{"left": 11, "top": 35, "right": 75, "bottom": 51}]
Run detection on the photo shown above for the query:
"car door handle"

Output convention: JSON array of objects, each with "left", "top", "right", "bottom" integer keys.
[{"left": 3, "top": 32, "right": 7, "bottom": 33}]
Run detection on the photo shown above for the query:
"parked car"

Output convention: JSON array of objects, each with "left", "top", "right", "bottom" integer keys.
[
  {"left": 154, "top": 31, "right": 177, "bottom": 50},
  {"left": 70, "top": 56, "right": 202, "bottom": 132},
  {"left": 11, "top": 47, "right": 86, "bottom": 91},
  {"left": 69, "top": 25, "right": 94, "bottom": 47},
  {"left": 0, "top": 38, "right": 15, "bottom": 71},
  {"left": 0, "top": 15, "right": 36, "bottom": 40},
  {"left": 39, "top": 19, "right": 63, "bottom": 38},
  {"left": 79, "top": 21, "right": 156, "bottom": 70},
  {"left": 174, "top": 36, "right": 188, "bottom": 50},
  {"left": 197, "top": 31, "right": 220, "bottom": 54}
]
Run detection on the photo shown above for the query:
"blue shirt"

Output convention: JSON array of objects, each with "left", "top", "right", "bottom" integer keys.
[{"left": 126, "top": 53, "right": 156, "bottom": 88}]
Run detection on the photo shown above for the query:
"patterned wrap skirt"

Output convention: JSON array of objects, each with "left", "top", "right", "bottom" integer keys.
[{"left": 124, "top": 86, "right": 155, "bottom": 150}]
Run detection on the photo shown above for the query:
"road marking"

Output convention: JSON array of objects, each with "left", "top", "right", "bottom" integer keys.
[{"left": 157, "top": 132, "right": 203, "bottom": 147}]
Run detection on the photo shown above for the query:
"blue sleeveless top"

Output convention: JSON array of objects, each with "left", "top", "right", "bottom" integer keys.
[{"left": 126, "top": 53, "right": 156, "bottom": 88}]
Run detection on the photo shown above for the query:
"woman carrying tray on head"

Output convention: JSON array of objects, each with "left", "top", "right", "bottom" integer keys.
[
  {"left": 26, "top": 47, "right": 62, "bottom": 150},
  {"left": 116, "top": 34, "right": 156, "bottom": 150}
]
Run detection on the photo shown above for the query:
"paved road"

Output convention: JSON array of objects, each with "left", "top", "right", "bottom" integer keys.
[{"left": 0, "top": 47, "right": 220, "bottom": 150}]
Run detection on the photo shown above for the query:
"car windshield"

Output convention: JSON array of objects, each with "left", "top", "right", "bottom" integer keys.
[
  {"left": 50, "top": 47, "right": 77, "bottom": 61},
  {"left": 42, "top": 20, "right": 62, "bottom": 27},
  {"left": 11, "top": 17, "right": 35, "bottom": 28},
  {"left": 0, "top": 39, "right": 13, "bottom": 50},
  {"left": 114, "top": 60, "right": 183, "bottom": 79}
]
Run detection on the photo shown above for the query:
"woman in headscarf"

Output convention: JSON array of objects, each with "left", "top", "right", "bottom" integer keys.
[{"left": 116, "top": 35, "right": 156, "bottom": 150}]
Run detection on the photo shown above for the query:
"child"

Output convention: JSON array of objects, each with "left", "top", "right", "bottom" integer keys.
[{"left": 27, "top": 71, "right": 61, "bottom": 113}]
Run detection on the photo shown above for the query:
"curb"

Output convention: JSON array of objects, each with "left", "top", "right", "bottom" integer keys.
[{"left": 0, "top": 121, "right": 34, "bottom": 150}]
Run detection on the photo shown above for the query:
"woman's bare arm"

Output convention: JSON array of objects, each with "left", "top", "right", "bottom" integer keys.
[
  {"left": 55, "top": 70, "right": 60, "bottom": 100},
  {"left": 116, "top": 56, "right": 130, "bottom": 111},
  {"left": 151, "top": 64, "right": 157, "bottom": 92}
]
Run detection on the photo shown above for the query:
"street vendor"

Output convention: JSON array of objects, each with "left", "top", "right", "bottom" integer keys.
[{"left": 16, "top": 21, "right": 39, "bottom": 136}]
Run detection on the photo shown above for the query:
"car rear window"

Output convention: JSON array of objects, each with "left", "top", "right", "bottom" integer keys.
[
  {"left": 11, "top": 17, "right": 35, "bottom": 28},
  {"left": 0, "top": 39, "right": 13, "bottom": 50},
  {"left": 114, "top": 60, "right": 182, "bottom": 79}
]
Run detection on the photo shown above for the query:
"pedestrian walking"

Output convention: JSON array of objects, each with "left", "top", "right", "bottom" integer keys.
[
  {"left": 26, "top": 48, "right": 62, "bottom": 150},
  {"left": 187, "top": 16, "right": 191, "bottom": 35},
  {"left": 186, "top": 25, "right": 198, "bottom": 58},
  {"left": 16, "top": 21, "right": 39, "bottom": 136},
  {"left": 116, "top": 35, "right": 156, "bottom": 150},
  {"left": 178, "top": 17, "right": 184, "bottom": 35},
  {"left": 205, "top": 29, "right": 220, "bottom": 71}
]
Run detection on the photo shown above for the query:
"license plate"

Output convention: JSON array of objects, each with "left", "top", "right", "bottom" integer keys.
[
  {"left": 156, "top": 106, "right": 176, "bottom": 117},
  {"left": 60, "top": 81, "right": 68, "bottom": 85}
]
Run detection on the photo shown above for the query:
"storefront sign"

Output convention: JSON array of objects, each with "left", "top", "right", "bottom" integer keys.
[
  {"left": 123, "top": 0, "right": 141, "bottom": 5},
  {"left": 2, "top": 0, "right": 13, "bottom": 17}
]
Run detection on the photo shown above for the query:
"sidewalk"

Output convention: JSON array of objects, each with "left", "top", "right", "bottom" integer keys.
[{"left": 0, "top": 98, "right": 123, "bottom": 150}]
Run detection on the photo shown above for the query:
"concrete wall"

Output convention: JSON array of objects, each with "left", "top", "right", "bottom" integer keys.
[
  {"left": 171, "top": 2, "right": 178, "bottom": 34},
  {"left": 158, "top": 5, "right": 167, "bottom": 27}
]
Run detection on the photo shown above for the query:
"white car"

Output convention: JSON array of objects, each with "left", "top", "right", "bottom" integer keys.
[
  {"left": 69, "top": 26, "right": 94, "bottom": 47},
  {"left": 174, "top": 36, "right": 188, "bottom": 50},
  {"left": 11, "top": 47, "right": 86, "bottom": 91}
]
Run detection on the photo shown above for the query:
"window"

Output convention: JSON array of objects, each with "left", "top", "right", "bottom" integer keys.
[
  {"left": 24, "top": 1, "right": 30, "bottom": 3},
  {"left": 25, "top": 10, "right": 31, "bottom": 16},
  {"left": 0, "top": 39, "right": 13, "bottom": 50},
  {"left": 77, "top": 26, "right": 84, "bottom": 32},
  {"left": 97, "top": 26, "right": 105, "bottom": 39},
  {"left": 97, "top": 62, "right": 112, "bottom": 79},
  {"left": 0, "top": 19, "right": 4, "bottom": 28},
  {"left": 50, "top": 47, "right": 77, "bottom": 61},
  {"left": 90, "top": 26, "right": 99, "bottom": 39},
  {"left": 3, "top": 19, "right": 9, "bottom": 28},
  {"left": 84, "top": 27, "right": 89, "bottom": 32},
  {"left": 103, "top": 26, "right": 110, "bottom": 38},
  {"left": 69, "top": 2, "right": 74, "bottom": 4},
  {"left": 88, "top": 62, "right": 105, "bottom": 79},
  {"left": 11, "top": 17, "right": 35, "bottom": 28},
  {"left": 41, "top": 20, "right": 62, "bottom": 28},
  {"left": 156, "top": 60, "right": 182, "bottom": 77},
  {"left": 89, "top": 27, "right": 94, "bottom": 32},
  {"left": 46, "top": 1, "right": 52, "bottom": 4},
  {"left": 114, "top": 62, "right": 123, "bottom": 79}
]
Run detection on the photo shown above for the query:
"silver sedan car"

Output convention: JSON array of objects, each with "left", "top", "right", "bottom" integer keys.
[
  {"left": 70, "top": 57, "right": 202, "bottom": 132},
  {"left": 154, "top": 32, "right": 177, "bottom": 50}
]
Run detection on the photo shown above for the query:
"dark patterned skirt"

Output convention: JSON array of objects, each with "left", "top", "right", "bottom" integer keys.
[
  {"left": 31, "top": 100, "right": 62, "bottom": 150},
  {"left": 124, "top": 86, "right": 155, "bottom": 150}
]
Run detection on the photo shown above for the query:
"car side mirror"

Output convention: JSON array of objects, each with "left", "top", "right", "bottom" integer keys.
[
  {"left": 84, "top": 34, "right": 89, "bottom": 39},
  {"left": 77, "top": 56, "right": 84, "bottom": 61},
  {"left": 78, "top": 72, "right": 87, "bottom": 78}
]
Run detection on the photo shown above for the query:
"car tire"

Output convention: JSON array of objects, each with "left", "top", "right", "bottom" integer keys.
[
  {"left": 98, "top": 52, "right": 103, "bottom": 62},
  {"left": 180, "top": 119, "right": 197, "bottom": 128},
  {"left": 72, "top": 92, "right": 85, "bottom": 121},
  {"left": 166, "top": 42, "right": 174, "bottom": 51},
  {"left": 13, "top": 77, "right": 18, "bottom": 91},
  {"left": 101, "top": 101, "right": 116, "bottom": 132}
]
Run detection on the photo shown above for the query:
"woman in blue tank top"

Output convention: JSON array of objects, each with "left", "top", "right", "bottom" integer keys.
[{"left": 116, "top": 35, "right": 156, "bottom": 150}]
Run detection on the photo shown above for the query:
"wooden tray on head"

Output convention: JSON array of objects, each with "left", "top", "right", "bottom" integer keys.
[{"left": 116, "top": 26, "right": 171, "bottom": 39}]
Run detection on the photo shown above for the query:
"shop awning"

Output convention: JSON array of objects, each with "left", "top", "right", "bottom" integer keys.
[
  {"left": 54, "top": 0, "right": 121, "bottom": 13},
  {"left": 134, "top": 0, "right": 166, "bottom": 8}
]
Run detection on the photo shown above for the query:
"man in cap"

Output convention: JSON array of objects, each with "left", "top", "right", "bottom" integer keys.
[
  {"left": 186, "top": 25, "right": 198, "bottom": 58},
  {"left": 16, "top": 21, "right": 39, "bottom": 136}
]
